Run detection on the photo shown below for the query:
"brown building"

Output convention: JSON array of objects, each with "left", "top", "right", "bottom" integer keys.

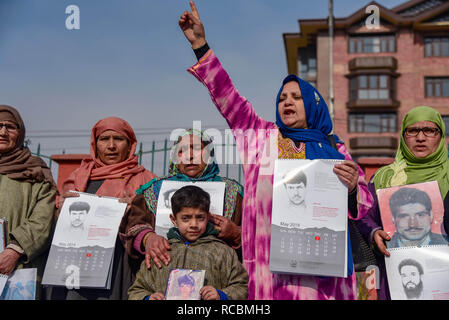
[{"left": 283, "top": 0, "right": 449, "bottom": 159}]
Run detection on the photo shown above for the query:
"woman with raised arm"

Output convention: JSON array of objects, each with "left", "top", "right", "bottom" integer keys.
[{"left": 178, "top": 1, "right": 373, "bottom": 300}]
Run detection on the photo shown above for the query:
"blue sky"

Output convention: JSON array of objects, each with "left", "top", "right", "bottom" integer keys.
[{"left": 0, "top": 0, "right": 405, "bottom": 178}]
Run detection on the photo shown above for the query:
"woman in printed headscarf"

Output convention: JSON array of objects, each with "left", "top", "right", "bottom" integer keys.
[
  {"left": 0, "top": 105, "right": 57, "bottom": 300},
  {"left": 50, "top": 116, "right": 156, "bottom": 300},
  {"left": 356, "top": 106, "right": 449, "bottom": 300},
  {"left": 177, "top": 1, "right": 373, "bottom": 300},
  {"left": 120, "top": 128, "right": 244, "bottom": 270}
]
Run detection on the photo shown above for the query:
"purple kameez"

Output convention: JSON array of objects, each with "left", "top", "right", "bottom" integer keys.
[{"left": 188, "top": 50, "right": 373, "bottom": 300}]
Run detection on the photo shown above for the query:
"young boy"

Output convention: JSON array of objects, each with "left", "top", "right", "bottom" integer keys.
[{"left": 128, "top": 185, "right": 248, "bottom": 300}]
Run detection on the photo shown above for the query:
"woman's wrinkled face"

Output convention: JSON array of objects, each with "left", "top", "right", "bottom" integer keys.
[
  {"left": 278, "top": 81, "right": 308, "bottom": 129},
  {"left": 0, "top": 120, "right": 20, "bottom": 154},
  {"left": 176, "top": 134, "right": 208, "bottom": 178},
  {"left": 403, "top": 121, "right": 441, "bottom": 158},
  {"left": 96, "top": 130, "right": 131, "bottom": 165}
]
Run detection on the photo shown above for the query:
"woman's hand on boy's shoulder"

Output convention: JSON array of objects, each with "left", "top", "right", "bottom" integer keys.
[
  {"left": 144, "top": 232, "right": 171, "bottom": 269},
  {"left": 209, "top": 214, "right": 241, "bottom": 246}
]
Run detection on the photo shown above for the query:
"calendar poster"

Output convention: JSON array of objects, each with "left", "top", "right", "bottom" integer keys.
[
  {"left": 42, "top": 192, "right": 127, "bottom": 289},
  {"left": 377, "top": 181, "right": 449, "bottom": 249},
  {"left": 270, "top": 159, "right": 348, "bottom": 277},
  {"left": 165, "top": 269, "right": 205, "bottom": 300},
  {"left": 155, "top": 181, "right": 226, "bottom": 238},
  {"left": 385, "top": 245, "right": 449, "bottom": 300}
]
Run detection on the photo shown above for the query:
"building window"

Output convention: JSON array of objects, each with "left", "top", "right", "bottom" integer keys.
[
  {"left": 348, "top": 113, "right": 397, "bottom": 133},
  {"left": 443, "top": 116, "right": 449, "bottom": 136},
  {"left": 425, "top": 77, "right": 449, "bottom": 97},
  {"left": 350, "top": 75, "right": 392, "bottom": 100},
  {"left": 349, "top": 35, "right": 395, "bottom": 53},
  {"left": 297, "top": 47, "right": 317, "bottom": 80},
  {"left": 424, "top": 37, "right": 449, "bottom": 57}
]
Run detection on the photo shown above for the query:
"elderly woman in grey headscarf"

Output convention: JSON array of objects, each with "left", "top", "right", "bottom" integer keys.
[{"left": 0, "top": 105, "right": 57, "bottom": 299}]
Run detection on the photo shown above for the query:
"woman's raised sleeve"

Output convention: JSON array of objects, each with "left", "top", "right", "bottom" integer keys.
[{"left": 187, "top": 50, "right": 274, "bottom": 133}]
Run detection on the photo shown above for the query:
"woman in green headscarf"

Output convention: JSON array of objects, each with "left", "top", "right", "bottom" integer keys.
[
  {"left": 119, "top": 129, "right": 244, "bottom": 271},
  {"left": 356, "top": 106, "right": 449, "bottom": 300}
]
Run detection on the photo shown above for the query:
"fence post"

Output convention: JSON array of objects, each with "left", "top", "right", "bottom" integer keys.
[
  {"left": 151, "top": 141, "right": 156, "bottom": 173},
  {"left": 37, "top": 143, "right": 41, "bottom": 156},
  {"left": 225, "top": 136, "right": 229, "bottom": 178},
  {"left": 138, "top": 142, "right": 143, "bottom": 165},
  {"left": 238, "top": 163, "right": 242, "bottom": 184},
  {"left": 163, "top": 138, "right": 168, "bottom": 176}
]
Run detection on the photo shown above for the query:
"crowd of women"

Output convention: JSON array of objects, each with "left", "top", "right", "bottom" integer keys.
[{"left": 0, "top": 1, "right": 448, "bottom": 300}]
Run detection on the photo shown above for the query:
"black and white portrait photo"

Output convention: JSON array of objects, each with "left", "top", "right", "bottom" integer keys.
[
  {"left": 398, "top": 258, "right": 425, "bottom": 300},
  {"left": 283, "top": 169, "right": 308, "bottom": 213},
  {"left": 67, "top": 201, "right": 90, "bottom": 232},
  {"left": 385, "top": 245, "right": 449, "bottom": 300},
  {"left": 271, "top": 159, "right": 347, "bottom": 231},
  {"left": 155, "top": 180, "right": 226, "bottom": 237}
]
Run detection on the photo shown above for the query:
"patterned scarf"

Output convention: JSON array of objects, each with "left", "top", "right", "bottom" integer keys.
[
  {"left": 136, "top": 129, "right": 243, "bottom": 218},
  {"left": 373, "top": 106, "right": 449, "bottom": 198}
]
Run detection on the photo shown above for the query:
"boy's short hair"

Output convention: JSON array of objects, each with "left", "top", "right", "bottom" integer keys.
[
  {"left": 178, "top": 274, "right": 195, "bottom": 287},
  {"left": 69, "top": 201, "right": 90, "bottom": 213},
  {"left": 170, "top": 185, "right": 210, "bottom": 216}
]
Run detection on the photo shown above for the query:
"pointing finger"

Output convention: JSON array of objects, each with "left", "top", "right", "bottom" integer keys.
[{"left": 190, "top": 0, "right": 200, "bottom": 19}]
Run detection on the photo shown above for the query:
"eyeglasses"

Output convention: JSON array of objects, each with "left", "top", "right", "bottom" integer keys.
[
  {"left": 404, "top": 127, "right": 441, "bottom": 137},
  {"left": 0, "top": 123, "right": 19, "bottom": 133}
]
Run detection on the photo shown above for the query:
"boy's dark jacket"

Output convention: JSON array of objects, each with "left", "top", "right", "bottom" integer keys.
[{"left": 128, "top": 223, "right": 248, "bottom": 300}]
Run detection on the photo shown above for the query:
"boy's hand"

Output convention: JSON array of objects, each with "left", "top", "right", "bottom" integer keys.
[
  {"left": 149, "top": 292, "right": 165, "bottom": 300},
  {"left": 200, "top": 286, "right": 220, "bottom": 300}
]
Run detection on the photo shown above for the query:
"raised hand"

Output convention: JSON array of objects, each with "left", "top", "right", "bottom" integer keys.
[{"left": 179, "top": 0, "right": 206, "bottom": 49}]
